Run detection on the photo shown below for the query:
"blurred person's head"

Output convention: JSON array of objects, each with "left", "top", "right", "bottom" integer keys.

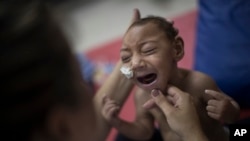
[
  {"left": 0, "top": 1, "right": 97, "bottom": 141},
  {"left": 120, "top": 16, "right": 184, "bottom": 92}
]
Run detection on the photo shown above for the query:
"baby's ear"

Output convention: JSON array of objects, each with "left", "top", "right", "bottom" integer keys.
[
  {"left": 173, "top": 36, "right": 184, "bottom": 62},
  {"left": 45, "top": 106, "right": 78, "bottom": 141}
]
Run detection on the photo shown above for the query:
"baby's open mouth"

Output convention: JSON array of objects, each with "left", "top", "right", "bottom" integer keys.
[{"left": 137, "top": 73, "right": 157, "bottom": 84}]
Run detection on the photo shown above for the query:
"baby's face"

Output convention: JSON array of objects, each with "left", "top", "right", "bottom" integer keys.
[{"left": 121, "top": 23, "right": 177, "bottom": 91}]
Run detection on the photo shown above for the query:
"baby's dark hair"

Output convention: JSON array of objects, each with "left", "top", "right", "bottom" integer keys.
[{"left": 129, "top": 16, "right": 179, "bottom": 41}]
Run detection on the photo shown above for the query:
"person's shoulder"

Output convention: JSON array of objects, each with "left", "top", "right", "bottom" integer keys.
[
  {"left": 186, "top": 70, "right": 220, "bottom": 101},
  {"left": 188, "top": 70, "right": 216, "bottom": 87},
  {"left": 185, "top": 70, "right": 216, "bottom": 88},
  {"left": 179, "top": 69, "right": 215, "bottom": 93}
]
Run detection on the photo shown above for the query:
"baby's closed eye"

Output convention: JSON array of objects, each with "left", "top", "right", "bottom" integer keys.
[
  {"left": 141, "top": 47, "right": 157, "bottom": 55},
  {"left": 121, "top": 56, "right": 131, "bottom": 63}
]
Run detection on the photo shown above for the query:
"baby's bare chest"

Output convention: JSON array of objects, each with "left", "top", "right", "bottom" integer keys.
[{"left": 148, "top": 95, "right": 204, "bottom": 122}]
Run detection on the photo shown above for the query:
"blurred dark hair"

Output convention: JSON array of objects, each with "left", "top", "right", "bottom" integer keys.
[
  {"left": 0, "top": 1, "right": 87, "bottom": 140},
  {"left": 128, "top": 16, "right": 179, "bottom": 42}
]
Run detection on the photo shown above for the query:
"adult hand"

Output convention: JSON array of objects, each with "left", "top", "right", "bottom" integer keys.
[
  {"left": 145, "top": 86, "right": 208, "bottom": 141},
  {"left": 131, "top": 8, "right": 141, "bottom": 24}
]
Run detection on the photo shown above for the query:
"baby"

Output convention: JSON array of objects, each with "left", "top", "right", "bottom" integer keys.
[{"left": 102, "top": 16, "right": 239, "bottom": 141}]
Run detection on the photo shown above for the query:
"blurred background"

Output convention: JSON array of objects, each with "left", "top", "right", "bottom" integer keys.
[{"left": 53, "top": 0, "right": 196, "bottom": 52}]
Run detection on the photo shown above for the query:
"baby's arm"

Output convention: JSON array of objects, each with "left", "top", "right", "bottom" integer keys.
[
  {"left": 196, "top": 73, "right": 240, "bottom": 124},
  {"left": 94, "top": 8, "right": 140, "bottom": 140},
  {"left": 102, "top": 88, "right": 154, "bottom": 140},
  {"left": 94, "top": 61, "right": 134, "bottom": 140},
  {"left": 205, "top": 89, "right": 240, "bottom": 124}
]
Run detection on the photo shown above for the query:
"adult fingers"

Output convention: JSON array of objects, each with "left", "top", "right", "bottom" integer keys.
[
  {"left": 166, "top": 86, "right": 189, "bottom": 106},
  {"left": 166, "top": 95, "right": 175, "bottom": 105},
  {"left": 205, "top": 89, "right": 224, "bottom": 100},
  {"left": 131, "top": 8, "right": 141, "bottom": 24},
  {"left": 151, "top": 89, "right": 174, "bottom": 116},
  {"left": 142, "top": 99, "right": 156, "bottom": 109},
  {"left": 143, "top": 95, "right": 174, "bottom": 109},
  {"left": 166, "top": 18, "right": 174, "bottom": 24},
  {"left": 167, "top": 86, "right": 186, "bottom": 97}
]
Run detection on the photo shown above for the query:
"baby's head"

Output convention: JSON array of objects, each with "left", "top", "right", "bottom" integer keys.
[{"left": 120, "top": 16, "right": 184, "bottom": 91}]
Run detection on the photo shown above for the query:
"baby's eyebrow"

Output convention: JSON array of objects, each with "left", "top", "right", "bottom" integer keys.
[
  {"left": 120, "top": 47, "right": 129, "bottom": 52},
  {"left": 139, "top": 40, "right": 157, "bottom": 46}
]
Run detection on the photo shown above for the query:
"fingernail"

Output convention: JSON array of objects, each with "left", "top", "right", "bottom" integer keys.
[
  {"left": 151, "top": 89, "right": 159, "bottom": 97},
  {"left": 205, "top": 89, "right": 209, "bottom": 93}
]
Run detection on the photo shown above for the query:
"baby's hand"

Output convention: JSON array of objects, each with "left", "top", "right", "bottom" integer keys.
[
  {"left": 205, "top": 90, "right": 240, "bottom": 124},
  {"left": 102, "top": 96, "right": 121, "bottom": 126}
]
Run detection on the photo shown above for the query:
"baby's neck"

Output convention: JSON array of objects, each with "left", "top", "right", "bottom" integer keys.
[{"left": 168, "top": 68, "right": 188, "bottom": 88}]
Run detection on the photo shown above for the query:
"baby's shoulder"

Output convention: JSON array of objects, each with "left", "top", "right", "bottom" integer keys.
[
  {"left": 183, "top": 69, "right": 219, "bottom": 100},
  {"left": 181, "top": 69, "right": 215, "bottom": 88},
  {"left": 187, "top": 70, "right": 215, "bottom": 86}
]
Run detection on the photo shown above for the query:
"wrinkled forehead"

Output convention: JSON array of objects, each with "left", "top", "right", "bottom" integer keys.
[{"left": 123, "top": 23, "right": 165, "bottom": 46}]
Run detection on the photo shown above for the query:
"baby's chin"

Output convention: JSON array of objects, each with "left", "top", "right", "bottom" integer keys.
[
  {"left": 153, "top": 82, "right": 169, "bottom": 94},
  {"left": 136, "top": 83, "right": 167, "bottom": 94}
]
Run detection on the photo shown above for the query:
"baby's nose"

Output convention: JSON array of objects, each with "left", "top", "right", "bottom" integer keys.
[{"left": 131, "top": 58, "right": 145, "bottom": 71}]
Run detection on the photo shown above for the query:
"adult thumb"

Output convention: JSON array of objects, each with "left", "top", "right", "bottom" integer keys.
[
  {"left": 131, "top": 8, "right": 141, "bottom": 24},
  {"left": 151, "top": 89, "right": 174, "bottom": 116}
]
